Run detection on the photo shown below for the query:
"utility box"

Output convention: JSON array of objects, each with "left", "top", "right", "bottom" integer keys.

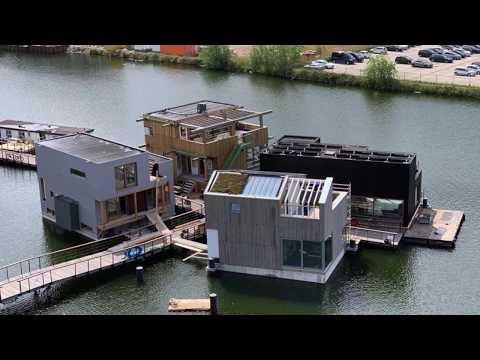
[{"left": 54, "top": 195, "right": 80, "bottom": 231}]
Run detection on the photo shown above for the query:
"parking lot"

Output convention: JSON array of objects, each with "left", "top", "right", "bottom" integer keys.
[{"left": 329, "top": 45, "right": 480, "bottom": 87}]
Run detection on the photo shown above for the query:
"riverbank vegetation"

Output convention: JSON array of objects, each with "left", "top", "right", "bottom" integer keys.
[{"left": 83, "top": 45, "right": 480, "bottom": 101}]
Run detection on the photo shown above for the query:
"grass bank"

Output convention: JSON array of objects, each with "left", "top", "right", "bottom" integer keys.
[
  {"left": 291, "top": 68, "right": 480, "bottom": 100},
  {"left": 87, "top": 47, "right": 201, "bottom": 66},
  {"left": 79, "top": 46, "right": 480, "bottom": 101}
]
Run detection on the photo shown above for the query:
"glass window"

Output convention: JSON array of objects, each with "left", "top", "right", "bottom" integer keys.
[
  {"left": 283, "top": 240, "right": 301, "bottom": 268},
  {"left": 324, "top": 236, "right": 332, "bottom": 268},
  {"left": 70, "top": 168, "right": 86, "bottom": 178},
  {"left": 115, "top": 163, "right": 137, "bottom": 189},
  {"left": 303, "top": 241, "right": 323, "bottom": 269},
  {"left": 125, "top": 163, "right": 137, "bottom": 187},
  {"left": 106, "top": 198, "right": 121, "bottom": 219},
  {"left": 6, "top": 129, "right": 12, "bottom": 138},
  {"left": 19, "top": 131, "right": 25, "bottom": 139},
  {"left": 144, "top": 126, "right": 153, "bottom": 136}
]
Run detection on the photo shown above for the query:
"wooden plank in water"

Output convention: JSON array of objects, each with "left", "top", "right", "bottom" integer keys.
[{"left": 168, "top": 298, "right": 210, "bottom": 312}]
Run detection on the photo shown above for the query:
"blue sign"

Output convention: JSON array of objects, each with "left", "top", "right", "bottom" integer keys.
[{"left": 126, "top": 246, "right": 143, "bottom": 258}]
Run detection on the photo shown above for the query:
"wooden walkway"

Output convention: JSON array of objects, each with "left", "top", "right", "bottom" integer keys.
[
  {"left": 0, "top": 218, "right": 207, "bottom": 303},
  {"left": 0, "top": 150, "right": 36, "bottom": 168},
  {"left": 168, "top": 298, "right": 210, "bottom": 312}
]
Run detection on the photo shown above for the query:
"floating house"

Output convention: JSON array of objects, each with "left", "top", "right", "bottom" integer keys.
[
  {"left": 140, "top": 100, "right": 271, "bottom": 194},
  {"left": 204, "top": 170, "right": 350, "bottom": 284},
  {"left": 36, "top": 133, "right": 175, "bottom": 241},
  {"left": 0, "top": 120, "right": 93, "bottom": 143},
  {"left": 260, "top": 135, "right": 422, "bottom": 232}
]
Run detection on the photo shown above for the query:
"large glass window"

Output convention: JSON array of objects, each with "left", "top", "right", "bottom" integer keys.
[
  {"left": 283, "top": 240, "right": 301, "bottom": 267},
  {"left": 115, "top": 163, "right": 137, "bottom": 190},
  {"left": 303, "top": 241, "right": 323, "bottom": 269}
]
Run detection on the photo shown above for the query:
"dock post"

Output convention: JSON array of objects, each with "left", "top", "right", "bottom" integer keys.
[
  {"left": 136, "top": 266, "right": 144, "bottom": 283},
  {"left": 209, "top": 293, "right": 218, "bottom": 315},
  {"left": 207, "top": 258, "right": 217, "bottom": 274}
]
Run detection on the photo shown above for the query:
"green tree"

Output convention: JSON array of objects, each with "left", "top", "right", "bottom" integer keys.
[
  {"left": 250, "top": 45, "right": 304, "bottom": 77},
  {"left": 199, "top": 45, "right": 232, "bottom": 70},
  {"left": 364, "top": 55, "right": 399, "bottom": 90}
]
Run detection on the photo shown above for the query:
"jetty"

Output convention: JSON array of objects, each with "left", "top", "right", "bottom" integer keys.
[
  {"left": 0, "top": 149, "right": 36, "bottom": 168},
  {"left": 0, "top": 207, "right": 207, "bottom": 304}
]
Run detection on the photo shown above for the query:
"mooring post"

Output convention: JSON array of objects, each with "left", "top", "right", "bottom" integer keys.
[
  {"left": 136, "top": 266, "right": 144, "bottom": 283},
  {"left": 209, "top": 293, "right": 218, "bottom": 315}
]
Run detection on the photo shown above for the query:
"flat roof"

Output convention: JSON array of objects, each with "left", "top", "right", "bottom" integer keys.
[
  {"left": 208, "top": 171, "right": 283, "bottom": 199},
  {"left": 38, "top": 133, "right": 142, "bottom": 164},
  {"left": 144, "top": 100, "right": 269, "bottom": 130},
  {"left": 0, "top": 120, "right": 93, "bottom": 136},
  {"left": 265, "top": 135, "right": 415, "bottom": 164}
]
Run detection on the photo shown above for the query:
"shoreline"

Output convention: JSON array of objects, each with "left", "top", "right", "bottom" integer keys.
[{"left": 67, "top": 46, "right": 480, "bottom": 101}]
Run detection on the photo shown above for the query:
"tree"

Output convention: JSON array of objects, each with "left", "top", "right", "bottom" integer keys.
[
  {"left": 364, "top": 55, "right": 399, "bottom": 90},
  {"left": 199, "top": 45, "right": 232, "bottom": 70},
  {"left": 250, "top": 45, "right": 304, "bottom": 77}
]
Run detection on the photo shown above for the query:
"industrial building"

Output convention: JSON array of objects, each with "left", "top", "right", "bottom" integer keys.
[
  {"left": 36, "top": 133, "right": 175, "bottom": 241},
  {"left": 203, "top": 170, "right": 350, "bottom": 283}
]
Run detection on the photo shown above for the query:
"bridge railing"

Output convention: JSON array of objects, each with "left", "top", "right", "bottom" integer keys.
[
  {"left": 0, "top": 233, "right": 172, "bottom": 302},
  {"left": 0, "top": 222, "right": 158, "bottom": 284}
]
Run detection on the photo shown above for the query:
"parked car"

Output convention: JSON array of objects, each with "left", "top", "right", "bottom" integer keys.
[
  {"left": 370, "top": 47, "right": 387, "bottom": 54},
  {"left": 330, "top": 51, "right": 356, "bottom": 64},
  {"left": 471, "top": 61, "right": 480, "bottom": 67},
  {"left": 310, "top": 59, "right": 335, "bottom": 69},
  {"left": 430, "top": 47, "right": 445, "bottom": 54},
  {"left": 430, "top": 53, "right": 453, "bottom": 63},
  {"left": 418, "top": 48, "right": 435, "bottom": 58},
  {"left": 462, "top": 45, "right": 480, "bottom": 54},
  {"left": 385, "top": 45, "right": 404, "bottom": 52},
  {"left": 466, "top": 65, "right": 480, "bottom": 75},
  {"left": 395, "top": 55, "right": 413, "bottom": 64},
  {"left": 455, "top": 67, "right": 476, "bottom": 76},
  {"left": 359, "top": 50, "right": 370, "bottom": 59},
  {"left": 451, "top": 48, "right": 467, "bottom": 58},
  {"left": 443, "top": 50, "right": 461, "bottom": 60},
  {"left": 412, "top": 58, "right": 433, "bottom": 68},
  {"left": 348, "top": 52, "right": 364, "bottom": 63}
]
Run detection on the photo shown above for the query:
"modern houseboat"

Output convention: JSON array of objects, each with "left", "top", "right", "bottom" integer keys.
[
  {"left": 140, "top": 100, "right": 271, "bottom": 195},
  {"left": 0, "top": 120, "right": 93, "bottom": 146},
  {"left": 204, "top": 170, "right": 350, "bottom": 284},
  {"left": 260, "top": 135, "right": 422, "bottom": 231},
  {"left": 36, "top": 133, "right": 175, "bottom": 241}
]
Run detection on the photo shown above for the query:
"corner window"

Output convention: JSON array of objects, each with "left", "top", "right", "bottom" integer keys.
[
  {"left": 303, "top": 241, "right": 323, "bottom": 270},
  {"left": 144, "top": 126, "right": 153, "bottom": 136},
  {"left": 106, "top": 198, "right": 121, "bottom": 219},
  {"left": 282, "top": 240, "right": 302, "bottom": 267},
  {"left": 70, "top": 168, "right": 86, "bottom": 178},
  {"left": 115, "top": 163, "right": 137, "bottom": 190}
]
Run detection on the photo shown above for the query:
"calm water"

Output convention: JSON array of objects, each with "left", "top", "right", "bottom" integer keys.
[{"left": 0, "top": 52, "right": 479, "bottom": 314}]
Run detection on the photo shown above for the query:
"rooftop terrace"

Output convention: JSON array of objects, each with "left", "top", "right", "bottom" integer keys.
[
  {"left": 144, "top": 100, "right": 271, "bottom": 131},
  {"left": 265, "top": 135, "right": 415, "bottom": 164}
]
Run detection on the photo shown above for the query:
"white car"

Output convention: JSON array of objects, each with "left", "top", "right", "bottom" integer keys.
[
  {"left": 455, "top": 67, "right": 476, "bottom": 77},
  {"left": 467, "top": 64, "right": 480, "bottom": 75},
  {"left": 311, "top": 59, "right": 335, "bottom": 69},
  {"left": 370, "top": 46, "right": 387, "bottom": 55}
]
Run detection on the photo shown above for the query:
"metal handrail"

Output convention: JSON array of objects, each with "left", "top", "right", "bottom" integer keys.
[{"left": 1, "top": 234, "right": 172, "bottom": 301}]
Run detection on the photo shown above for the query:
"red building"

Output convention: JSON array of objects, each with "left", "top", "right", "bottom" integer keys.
[{"left": 160, "top": 45, "right": 198, "bottom": 57}]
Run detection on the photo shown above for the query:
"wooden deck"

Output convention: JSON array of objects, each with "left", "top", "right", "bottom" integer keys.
[
  {"left": 349, "top": 226, "right": 402, "bottom": 249},
  {"left": 0, "top": 150, "right": 36, "bottom": 168},
  {"left": 404, "top": 208, "right": 465, "bottom": 248},
  {"left": 168, "top": 298, "right": 210, "bottom": 312}
]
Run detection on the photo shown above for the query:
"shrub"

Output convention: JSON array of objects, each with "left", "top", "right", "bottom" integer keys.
[
  {"left": 250, "top": 45, "right": 304, "bottom": 77},
  {"left": 364, "top": 56, "right": 399, "bottom": 90},
  {"left": 199, "top": 45, "right": 232, "bottom": 70}
]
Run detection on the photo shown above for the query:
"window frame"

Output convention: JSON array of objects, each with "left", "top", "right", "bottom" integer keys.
[
  {"left": 114, "top": 162, "right": 138, "bottom": 190},
  {"left": 70, "top": 168, "right": 86, "bottom": 178}
]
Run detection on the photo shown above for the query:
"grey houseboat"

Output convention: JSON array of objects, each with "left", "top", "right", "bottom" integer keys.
[
  {"left": 204, "top": 170, "right": 350, "bottom": 283},
  {"left": 36, "top": 133, "right": 175, "bottom": 241}
]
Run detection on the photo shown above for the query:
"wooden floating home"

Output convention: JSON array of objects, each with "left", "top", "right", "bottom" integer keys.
[
  {"left": 204, "top": 170, "right": 351, "bottom": 284},
  {"left": 139, "top": 100, "right": 271, "bottom": 193}
]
